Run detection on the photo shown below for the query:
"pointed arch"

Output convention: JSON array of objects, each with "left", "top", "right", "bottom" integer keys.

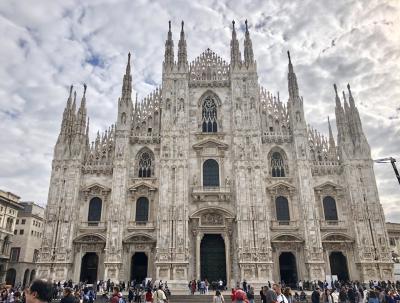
[
  {"left": 136, "top": 147, "right": 155, "bottom": 178},
  {"left": 268, "top": 146, "right": 289, "bottom": 177}
]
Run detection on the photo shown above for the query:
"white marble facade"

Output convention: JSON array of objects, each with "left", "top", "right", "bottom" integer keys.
[{"left": 37, "top": 21, "right": 393, "bottom": 289}]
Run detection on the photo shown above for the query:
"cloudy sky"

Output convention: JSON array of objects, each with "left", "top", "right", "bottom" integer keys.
[{"left": 0, "top": 0, "right": 399, "bottom": 220}]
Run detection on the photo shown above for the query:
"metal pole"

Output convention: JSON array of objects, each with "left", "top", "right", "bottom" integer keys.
[{"left": 390, "top": 158, "right": 400, "bottom": 185}]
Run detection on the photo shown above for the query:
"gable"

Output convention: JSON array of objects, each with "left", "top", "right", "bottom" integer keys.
[
  {"left": 192, "top": 138, "right": 229, "bottom": 151},
  {"left": 129, "top": 181, "right": 157, "bottom": 192}
]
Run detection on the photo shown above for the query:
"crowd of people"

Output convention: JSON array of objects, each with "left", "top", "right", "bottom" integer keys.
[
  {"left": 0, "top": 278, "right": 171, "bottom": 303},
  {"left": 3, "top": 279, "right": 400, "bottom": 303},
  {"left": 188, "top": 279, "right": 227, "bottom": 294}
]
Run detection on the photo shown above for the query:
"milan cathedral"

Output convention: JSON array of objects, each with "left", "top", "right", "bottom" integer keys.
[{"left": 37, "top": 20, "right": 393, "bottom": 288}]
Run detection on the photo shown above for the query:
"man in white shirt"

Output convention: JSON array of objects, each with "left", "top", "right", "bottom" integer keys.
[{"left": 273, "top": 284, "right": 288, "bottom": 303}]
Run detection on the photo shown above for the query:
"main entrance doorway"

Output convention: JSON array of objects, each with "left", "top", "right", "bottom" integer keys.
[
  {"left": 329, "top": 251, "right": 349, "bottom": 281},
  {"left": 131, "top": 252, "right": 148, "bottom": 283},
  {"left": 80, "top": 252, "right": 99, "bottom": 283},
  {"left": 200, "top": 234, "right": 226, "bottom": 283},
  {"left": 279, "top": 252, "right": 298, "bottom": 287}
]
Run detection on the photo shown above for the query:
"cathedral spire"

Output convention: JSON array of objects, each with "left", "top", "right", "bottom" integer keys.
[
  {"left": 243, "top": 19, "right": 254, "bottom": 67},
  {"left": 121, "top": 53, "right": 132, "bottom": 101},
  {"left": 347, "top": 83, "right": 356, "bottom": 108},
  {"left": 178, "top": 21, "right": 187, "bottom": 69},
  {"left": 334, "top": 83, "right": 341, "bottom": 108},
  {"left": 164, "top": 21, "right": 174, "bottom": 69},
  {"left": 287, "top": 51, "right": 299, "bottom": 101},
  {"left": 230, "top": 20, "right": 241, "bottom": 69},
  {"left": 328, "top": 116, "right": 336, "bottom": 157},
  {"left": 77, "top": 84, "right": 87, "bottom": 135},
  {"left": 342, "top": 90, "right": 350, "bottom": 115}
]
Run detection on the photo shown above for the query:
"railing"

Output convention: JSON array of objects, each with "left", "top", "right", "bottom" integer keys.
[
  {"left": 320, "top": 220, "right": 347, "bottom": 229},
  {"left": 270, "top": 220, "right": 299, "bottom": 229},
  {"left": 192, "top": 186, "right": 231, "bottom": 194},
  {"left": 127, "top": 221, "right": 155, "bottom": 231}
]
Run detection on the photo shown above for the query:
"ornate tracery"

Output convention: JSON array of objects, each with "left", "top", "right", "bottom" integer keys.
[
  {"left": 271, "top": 152, "right": 286, "bottom": 177},
  {"left": 202, "top": 96, "right": 218, "bottom": 133},
  {"left": 137, "top": 149, "right": 154, "bottom": 178}
]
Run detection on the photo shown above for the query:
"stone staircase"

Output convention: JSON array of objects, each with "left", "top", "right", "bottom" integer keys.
[{"left": 167, "top": 294, "right": 261, "bottom": 303}]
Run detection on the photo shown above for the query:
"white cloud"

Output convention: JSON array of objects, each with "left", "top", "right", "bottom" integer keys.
[{"left": 0, "top": 0, "right": 399, "bottom": 219}]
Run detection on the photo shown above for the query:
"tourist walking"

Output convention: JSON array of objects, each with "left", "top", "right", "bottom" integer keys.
[
  {"left": 273, "top": 284, "right": 288, "bottom": 303},
  {"left": 153, "top": 286, "right": 167, "bottom": 303},
  {"left": 213, "top": 290, "right": 225, "bottom": 303},
  {"left": 247, "top": 286, "right": 255, "bottom": 303},
  {"left": 145, "top": 289, "right": 153, "bottom": 303},
  {"left": 311, "top": 287, "right": 321, "bottom": 303},
  {"left": 61, "top": 288, "right": 76, "bottom": 303},
  {"left": 266, "top": 285, "right": 278, "bottom": 303}
]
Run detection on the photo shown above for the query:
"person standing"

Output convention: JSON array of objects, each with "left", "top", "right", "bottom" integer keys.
[
  {"left": 311, "top": 287, "right": 321, "bottom": 303},
  {"left": 153, "top": 286, "right": 166, "bottom": 303},
  {"left": 110, "top": 287, "right": 120, "bottom": 303},
  {"left": 247, "top": 286, "right": 255, "bottom": 303},
  {"left": 273, "top": 284, "right": 288, "bottom": 303},
  {"left": 24, "top": 280, "right": 54, "bottom": 303},
  {"left": 260, "top": 287, "right": 267, "bottom": 303},
  {"left": 145, "top": 289, "right": 153, "bottom": 303},
  {"left": 213, "top": 290, "right": 225, "bottom": 303},
  {"left": 61, "top": 288, "right": 76, "bottom": 303},
  {"left": 266, "top": 285, "right": 278, "bottom": 303}
]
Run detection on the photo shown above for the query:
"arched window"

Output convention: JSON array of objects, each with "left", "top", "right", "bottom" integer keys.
[
  {"left": 202, "top": 96, "right": 218, "bottom": 133},
  {"left": 323, "top": 196, "right": 338, "bottom": 221},
  {"left": 271, "top": 152, "right": 285, "bottom": 177},
  {"left": 138, "top": 151, "right": 153, "bottom": 178},
  {"left": 88, "top": 197, "right": 102, "bottom": 223},
  {"left": 276, "top": 196, "right": 290, "bottom": 221},
  {"left": 203, "top": 159, "right": 219, "bottom": 187},
  {"left": 136, "top": 197, "right": 149, "bottom": 222}
]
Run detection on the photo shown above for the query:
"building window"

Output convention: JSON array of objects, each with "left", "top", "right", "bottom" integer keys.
[
  {"left": 323, "top": 196, "right": 338, "bottom": 221},
  {"left": 19, "top": 229, "right": 24, "bottom": 235},
  {"left": 202, "top": 96, "right": 218, "bottom": 133},
  {"left": 88, "top": 197, "right": 102, "bottom": 223},
  {"left": 14, "top": 230, "right": 17, "bottom": 235},
  {"left": 138, "top": 150, "right": 153, "bottom": 178},
  {"left": 31, "top": 231, "right": 33, "bottom": 236},
  {"left": 203, "top": 159, "right": 219, "bottom": 187},
  {"left": 275, "top": 196, "right": 290, "bottom": 222},
  {"left": 10, "top": 247, "right": 20, "bottom": 262},
  {"left": 16, "top": 219, "right": 19, "bottom": 224},
  {"left": 21, "top": 219, "right": 26, "bottom": 225},
  {"left": 390, "top": 238, "right": 396, "bottom": 246},
  {"left": 135, "top": 197, "right": 149, "bottom": 222},
  {"left": 271, "top": 152, "right": 285, "bottom": 177}
]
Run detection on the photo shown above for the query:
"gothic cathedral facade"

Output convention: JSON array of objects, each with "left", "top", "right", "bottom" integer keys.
[{"left": 37, "top": 21, "right": 393, "bottom": 288}]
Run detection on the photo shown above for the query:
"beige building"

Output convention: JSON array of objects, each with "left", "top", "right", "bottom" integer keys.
[
  {"left": 386, "top": 222, "right": 400, "bottom": 280},
  {"left": 7, "top": 202, "right": 45, "bottom": 287},
  {"left": 0, "top": 189, "right": 24, "bottom": 285},
  {"left": 38, "top": 21, "right": 393, "bottom": 288}
]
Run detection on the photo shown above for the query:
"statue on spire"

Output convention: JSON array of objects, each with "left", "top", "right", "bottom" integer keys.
[
  {"left": 178, "top": 20, "right": 187, "bottom": 69},
  {"left": 164, "top": 20, "right": 174, "bottom": 68},
  {"left": 243, "top": 19, "right": 254, "bottom": 67},
  {"left": 230, "top": 20, "right": 241, "bottom": 69},
  {"left": 287, "top": 50, "right": 299, "bottom": 101}
]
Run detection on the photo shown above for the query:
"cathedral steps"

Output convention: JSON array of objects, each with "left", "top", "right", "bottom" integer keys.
[{"left": 167, "top": 294, "right": 261, "bottom": 303}]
